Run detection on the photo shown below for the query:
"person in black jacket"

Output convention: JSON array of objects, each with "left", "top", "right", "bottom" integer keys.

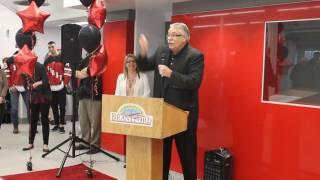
[
  {"left": 138, "top": 22, "right": 204, "bottom": 180},
  {"left": 22, "top": 62, "right": 52, "bottom": 152},
  {"left": 75, "top": 55, "right": 102, "bottom": 154}
]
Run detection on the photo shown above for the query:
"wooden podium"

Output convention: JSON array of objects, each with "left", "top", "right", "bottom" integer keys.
[{"left": 102, "top": 95, "right": 188, "bottom": 180}]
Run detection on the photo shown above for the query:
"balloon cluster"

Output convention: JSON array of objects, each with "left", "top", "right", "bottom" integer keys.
[
  {"left": 78, "top": 0, "right": 108, "bottom": 77},
  {"left": 14, "top": 0, "right": 51, "bottom": 78}
]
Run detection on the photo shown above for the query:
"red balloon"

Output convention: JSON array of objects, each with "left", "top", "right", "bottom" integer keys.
[
  {"left": 28, "top": 0, "right": 45, "bottom": 7},
  {"left": 89, "top": 45, "right": 108, "bottom": 77},
  {"left": 14, "top": 45, "right": 37, "bottom": 78},
  {"left": 16, "top": 1, "right": 50, "bottom": 33},
  {"left": 88, "top": 0, "right": 107, "bottom": 29}
]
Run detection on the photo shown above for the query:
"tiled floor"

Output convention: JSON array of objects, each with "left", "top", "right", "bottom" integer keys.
[{"left": 0, "top": 121, "right": 126, "bottom": 179}]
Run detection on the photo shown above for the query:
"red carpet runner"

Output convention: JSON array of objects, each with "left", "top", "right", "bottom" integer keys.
[{"left": 1, "top": 164, "right": 116, "bottom": 180}]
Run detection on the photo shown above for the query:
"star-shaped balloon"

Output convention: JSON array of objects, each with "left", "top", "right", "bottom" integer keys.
[
  {"left": 14, "top": 45, "right": 37, "bottom": 78},
  {"left": 89, "top": 45, "right": 108, "bottom": 77},
  {"left": 88, "top": 0, "right": 107, "bottom": 29},
  {"left": 16, "top": 1, "right": 50, "bottom": 33}
]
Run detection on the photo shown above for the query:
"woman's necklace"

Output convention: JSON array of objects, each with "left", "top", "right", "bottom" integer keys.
[
  {"left": 127, "top": 76, "right": 136, "bottom": 88},
  {"left": 126, "top": 73, "right": 137, "bottom": 96}
]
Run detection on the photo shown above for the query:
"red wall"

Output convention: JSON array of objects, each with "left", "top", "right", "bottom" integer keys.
[
  {"left": 170, "top": 1, "right": 320, "bottom": 180},
  {"left": 101, "top": 20, "right": 134, "bottom": 154}
]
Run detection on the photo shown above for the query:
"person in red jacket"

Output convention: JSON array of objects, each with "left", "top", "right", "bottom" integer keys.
[
  {"left": 3, "top": 54, "right": 30, "bottom": 134},
  {"left": 44, "top": 41, "right": 71, "bottom": 133}
]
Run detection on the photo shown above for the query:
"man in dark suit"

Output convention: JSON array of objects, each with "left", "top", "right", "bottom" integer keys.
[{"left": 137, "top": 22, "right": 204, "bottom": 180}]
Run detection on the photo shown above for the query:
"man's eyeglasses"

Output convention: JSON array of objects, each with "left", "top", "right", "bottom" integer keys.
[
  {"left": 167, "top": 34, "right": 183, "bottom": 38},
  {"left": 48, "top": 46, "right": 54, "bottom": 49}
]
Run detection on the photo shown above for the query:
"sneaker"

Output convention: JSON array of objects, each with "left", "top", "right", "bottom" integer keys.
[
  {"left": 51, "top": 126, "right": 59, "bottom": 131},
  {"left": 13, "top": 128, "right": 19, "bottom": 134},
  {"left": 59, "top": 127, "right": 65, "bottom": 134},
  {"left": 75, "top": 144, "right": 89, "bottom": 150}
]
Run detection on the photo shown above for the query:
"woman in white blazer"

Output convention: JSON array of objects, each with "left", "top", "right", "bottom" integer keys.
[{"left": 115, "top": 54, "right": 150, "bottom": 97}]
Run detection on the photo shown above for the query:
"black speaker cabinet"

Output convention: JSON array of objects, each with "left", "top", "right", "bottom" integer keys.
[
  {"left": 204, "top": 148, "right": 232, "bottom": 180},
  {"left": 61, "top": 24, "right": 82, "bottom": 65}
]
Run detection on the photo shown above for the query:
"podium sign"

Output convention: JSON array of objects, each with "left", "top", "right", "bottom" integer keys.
[{"left": 102, "top": 95, "right": 188, "bottom": 180}]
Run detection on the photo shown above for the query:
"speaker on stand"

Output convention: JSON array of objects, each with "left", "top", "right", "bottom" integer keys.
[
  {"left": 61, "top": 24, "right": 82, "bottom": 65},
  {"left": 60, "top": 23, "right": 82, "bottom": 123}
]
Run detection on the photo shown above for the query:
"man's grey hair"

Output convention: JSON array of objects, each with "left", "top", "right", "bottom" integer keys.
[{"left": 170, "top": 22, "right": 190, "bottom": 42}]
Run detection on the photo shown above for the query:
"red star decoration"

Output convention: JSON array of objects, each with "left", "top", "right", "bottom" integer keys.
[
  {"left": 14, "top": 45, "right": 38, "bottom": 78},
  {"left": 88, "top": 0, "right": 107, "bottom": 29},
  {"left": 16, "top": 1, "right": 50, "bottom": 33},
  {"left": 89, "top": 45, "right": 108, "bottom": 77}
]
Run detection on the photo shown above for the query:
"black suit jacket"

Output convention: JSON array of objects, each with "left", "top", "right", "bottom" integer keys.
[
  {"left": 137, "top": 44, "right": 204, "bottom": 130},
  {"left": 77, "top": 56, "right": 102, "bottom": 101}
]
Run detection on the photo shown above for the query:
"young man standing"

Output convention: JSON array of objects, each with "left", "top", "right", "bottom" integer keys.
[{"left": 44, "top": 41, "right": 68, "bottom": 133}]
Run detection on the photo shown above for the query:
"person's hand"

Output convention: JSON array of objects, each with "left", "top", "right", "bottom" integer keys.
[
  {"left": 65, "top": 83, "right": 72, "bottom": 94},
  {"left": 2, "top": 62, "right": 7, "bottom": 69},
  {"left": 75, "top": 70, "right": 81, "bottom": 78},
  {"left": 76, "top": 68, "right": 89, "bottom": 79},
  {"left": 9, "top": 86, "right": 17, "bottom": 93},
  {"left": 158, "top": 65, "right": 172, "bottom": 78},
  {"left": 0, "top": 97, "right": 4, "bottom": 104},
  {"left": 81, "top": 67, "right": 88, "bottom": 74},
  {"left": 32, "top": 81, "right": 42, "bottom": 89},
  {"left": 139, "top": 34, "right": 148, "bottom": 58}
]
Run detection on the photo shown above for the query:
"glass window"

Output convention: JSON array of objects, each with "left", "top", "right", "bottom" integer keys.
[{"left": 263, "top": 19, "right": 320, "bottom": 107}]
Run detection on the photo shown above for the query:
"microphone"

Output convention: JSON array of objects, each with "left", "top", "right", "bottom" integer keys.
[
  {"left": 160, "top": 53, "right": 167, "bottom": 65},
  {"left": 160, "top": 53, "right": 168, "bottom": 78},
  {"left": 159, "top": 50, "right": 171, "bottom": 98}
]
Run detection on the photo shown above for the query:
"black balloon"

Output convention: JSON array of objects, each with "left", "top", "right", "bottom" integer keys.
[
  {"left": 15, "top": 29, "right": 36, "bottom": 50},
  {"left": 80, "top": 0, "right": 93, "bottom": 7},
  {"left": 78, "top": 25, "right": 101, "bottom": 53},
  {"left": 28, "top": 0, "right": 45, "bottom": 7}
]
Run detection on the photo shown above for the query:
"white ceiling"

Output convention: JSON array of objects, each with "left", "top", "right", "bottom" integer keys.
[
  {"left": 0, "top": 0, "right": 87, "bottom": 27},
  {"left": 0, "top": 0, "right": 190, "bottom": 28}
]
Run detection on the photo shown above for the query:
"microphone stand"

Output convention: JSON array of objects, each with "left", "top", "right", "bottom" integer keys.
[
  {"left": 26, "top": 78, "right": 33, "bottom": 171},
  {"left": 41, "top": 63, "right": 119, "bottom": 177}
]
